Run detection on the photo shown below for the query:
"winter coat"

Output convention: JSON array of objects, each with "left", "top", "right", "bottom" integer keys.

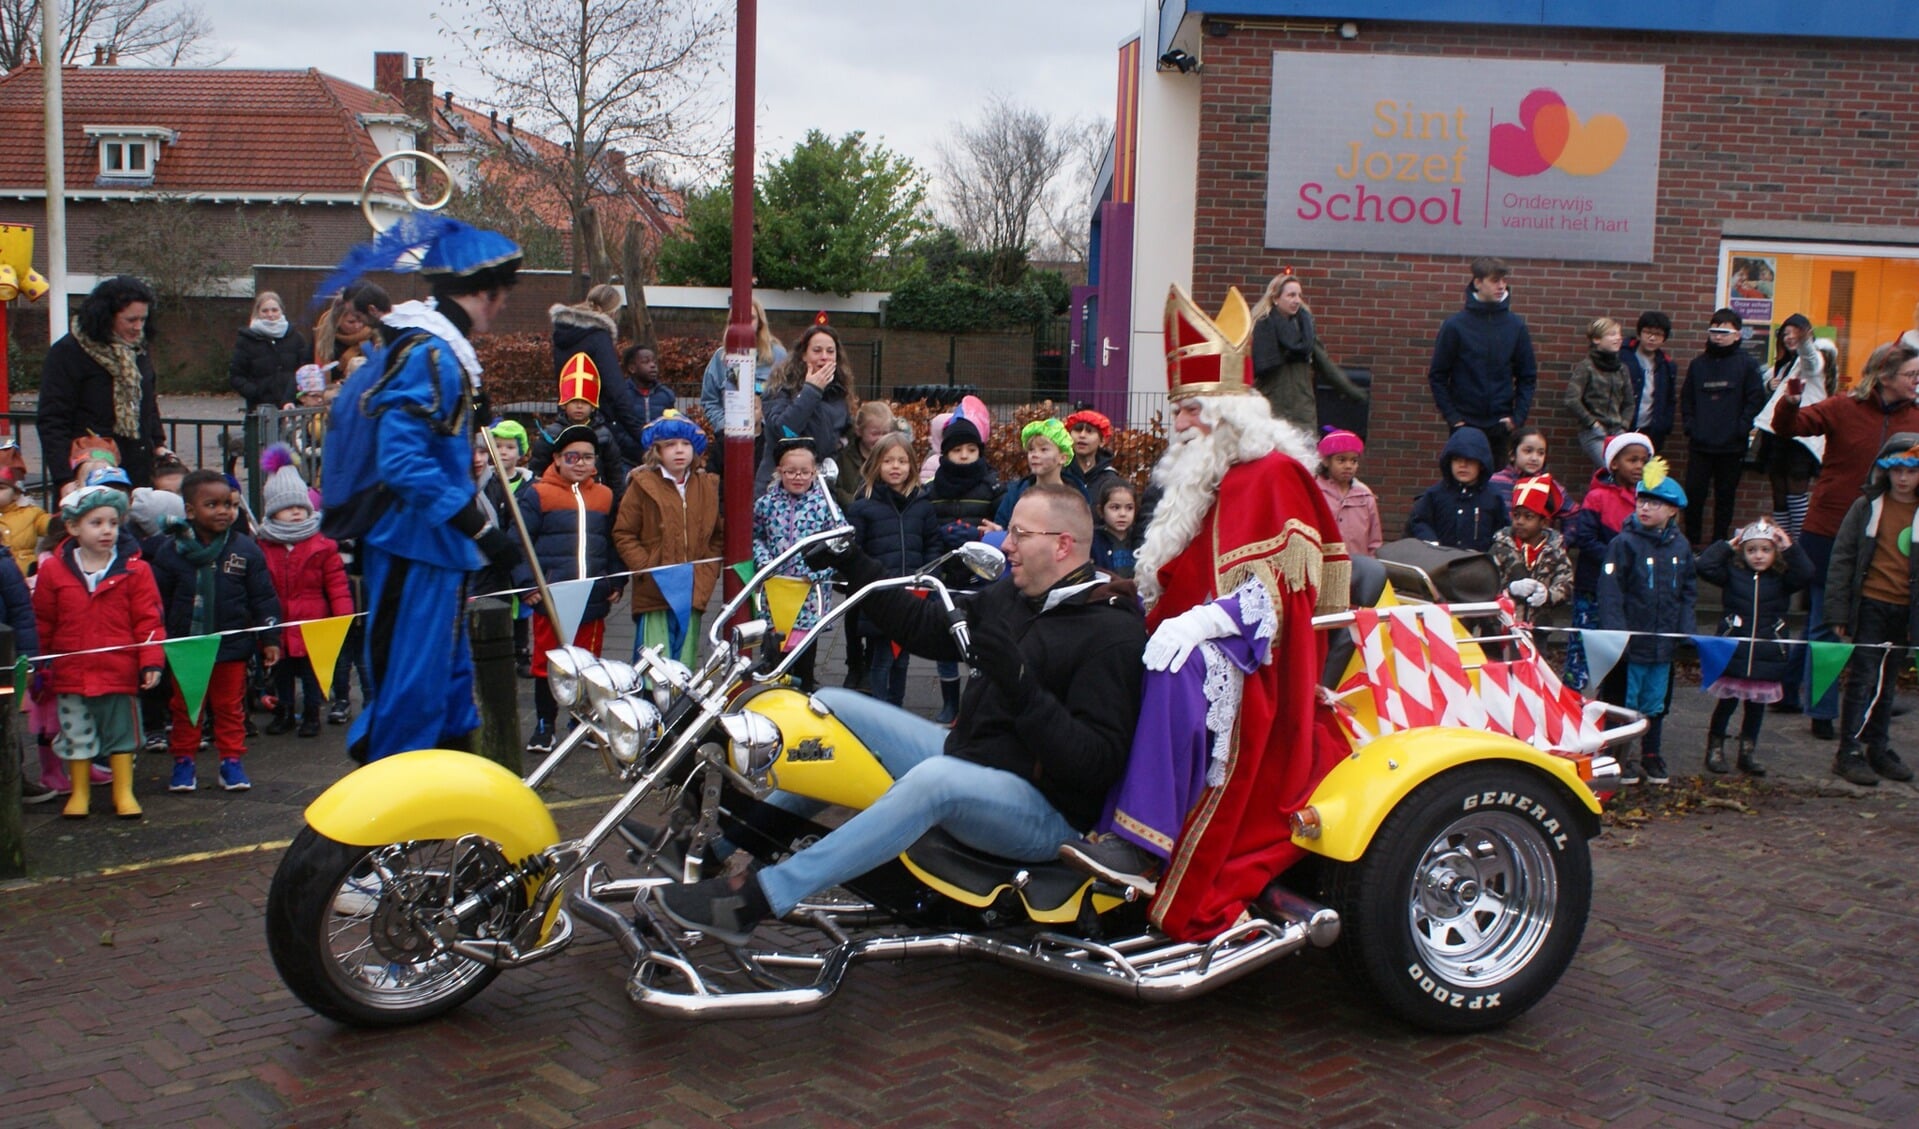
[
  {"left": 849, "top": 485, "right": 943, "bottom": 582},
  {"left": 1753, "top": 333, "right": 1837, "bottom": 463},
  {"left": 1621, "top": 342, "right": 1677, "bottom": 444},
  {"left": 926, "top": 460, "right": 1002, "bottom": 549},
  {"left": 752, "top": 482, "right": 839, "bottom": 633},
  {"left": 860, "top": 568, "right": 1146, "bottom": 830},
  {"left": 1317, "top": 475, "right": 1383, "bottom": 558},
  {"left": 1774, "top": 392, "right": 1919, "bottom": 539},
  {"left": 1564, "top": 349, "right": 1634, "bottom": 436},
  {"left": 1427, "top": 283, "right": 1538, "bottom": 429},
  {"left": 0, "top": 553, "right": 37, "bottom": 654},
  {"left": 35, "top": 332, "right": 166, "bottom": 487},
  {"left": 1092, "top": 526, "right": 1140, "bottom": 578},
  {"left": 550, "top": 303, "right": 647, "bottom": 466},
  {"left": 228, "top": 325, "right": 311, "bottom": 413},
  {"left": 0, "top": 497, "right": 51, "bottom": 576},
  {"left": 515, "top": 465, "right": 622, "bottom": 624},
  {"left": 627, "top": 380, "right": 679, "bottom": 425},
  {"left": 149, "top": 529, "right": 282, "bottom": 663},
  {"left": 1490, "top": 527, "right": 1573, "bottom": 621},
  {"left": 31, "top": 540, "right": 164, "bottom": 695},
  {"left": 1406, "top": 427, "right": 1507, "bottom": 553},
  {"left": 1063, "top": 452, "right": 1124, "bottom": 508},
  {"left": 1695, "top": 539, "right": 1813, "bottom": 682},
  {"left": 613, "top": 465, "right": 724, "bottom": 617},
  {"left": 258, "top": 534, "right": 353, "bottom": 658},
  {"left": 699, "top": 344, "right": 787, "bottom": 432},
  {"left": 472, "top": 466, "right": 534, "bottom": 598},
  {"left": 1566, "top": 469, "right": 1638, "bottom": 594},
  {"left": 1251, "top": 316, "right": 1366, "bottom": 431},
  {"left": 1826, "top": 490, "right": 1919, "bottom": 640},
  {"left": 1597, "top": 517, "right": 1696, "bottom": 663},
  {"left": 756, "top": 380, "right": 853, "bottom": 491},
  {"left": 1681, "top": 342, "right": 1767, "bottom": 454},
  {"left": 529, "top": 415, "right": 627, "bottom": 493}
]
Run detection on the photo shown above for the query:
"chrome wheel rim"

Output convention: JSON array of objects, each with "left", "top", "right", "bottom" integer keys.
[
  {"left": 1407, "top": 811, "right": 1557, "bottom": 987},
  {"left": 321, "top": 840, "right": 514, "bottom": 1010}
]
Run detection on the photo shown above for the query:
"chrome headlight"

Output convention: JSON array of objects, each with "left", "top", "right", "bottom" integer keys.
[
  {"left": 718, "top": 710, "right": 781, "bottom": 778},
  {"left": 648, "top": 659, "right": 694, "bottom": 711},
  {"left": 583, "top": 658, "right": 641, "bottom": 711},
  {"left": 602, "top": 697, "right": 664, "bottom": 765},
  {"left": 546, "top": 646, "right": 594, "bottom": 709}
]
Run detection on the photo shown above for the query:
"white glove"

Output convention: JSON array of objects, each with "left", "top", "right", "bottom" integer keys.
[
  {"left": 1507, "top": 578, "right": 1548, "bottom": 607},
  {"left": 1143, "top": 602, "right": 1238, "bottom": 673}
]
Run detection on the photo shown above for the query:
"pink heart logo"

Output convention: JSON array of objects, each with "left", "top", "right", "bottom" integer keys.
[{"left": 1489, "top": 89, "right": 1569, "bottom": 178}]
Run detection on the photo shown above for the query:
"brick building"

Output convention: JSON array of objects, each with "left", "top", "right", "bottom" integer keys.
[{"left": 1078, "top": 1, "right": 1919, "bottom": 516}]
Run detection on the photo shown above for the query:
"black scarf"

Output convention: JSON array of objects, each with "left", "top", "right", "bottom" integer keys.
[
  {"left": 934, "top": 458, "right": 990, "bottom": 495},
  {"left": 1589, "top": 346, "right": 1621, "bottom": 372},
  {"left": 1270, "top": 309, "right": 1315, "bottom": 364},
  {"left": 1706, "top": 338, "right": 1742, "bottom": 359}
]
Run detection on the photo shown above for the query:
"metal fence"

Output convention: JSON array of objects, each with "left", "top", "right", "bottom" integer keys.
[{"left": 2, "top": 411, "right": 246, "bottom": 509}]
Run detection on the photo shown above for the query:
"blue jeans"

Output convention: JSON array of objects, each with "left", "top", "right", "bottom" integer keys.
[
  {"left": 755, "top": 688, "right": 1080, "bottom": 916},
  {"left": 865, "top": 641, "right": 911, "bottom": 706},
  {"left": 1797, "top": 532, "right": 1840, "bottom": 720}
]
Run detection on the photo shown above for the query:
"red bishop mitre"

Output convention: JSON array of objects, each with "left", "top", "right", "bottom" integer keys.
[
  {"left": 558, "top": 352, "right": 601, "bottom": 407},
  {"left": 1163, "top": 284, "right": 1259, "bottom": 400}
]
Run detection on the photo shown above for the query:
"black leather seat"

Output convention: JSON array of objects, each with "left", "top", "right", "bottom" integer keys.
[
  {"left": 902, "top": 829, "right": 1092, "bottom": 914},
  {"left": 1323, "top": 554, "right": 1388, "bottom": 688}
]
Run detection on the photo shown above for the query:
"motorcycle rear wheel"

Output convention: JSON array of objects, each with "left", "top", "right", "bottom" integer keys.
[
  {"left": 1326, "top": 765, "right": 1592, "bottom": 1034},
  {"left": 266, "top": 827, "right": 522, "bottom": 1027}
]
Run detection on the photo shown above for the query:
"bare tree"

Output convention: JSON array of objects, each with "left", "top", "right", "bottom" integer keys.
[
  {"left": 0, "top": 0, "right": 228, "bottom": 72},
  {"left": 937, "top": 96, "right": 1073, "bottom": 285},
  {"left": 1036, "top": 115, "right": 1113, "bottom": 264},
  {"left": 446, "top": 0, "right": 727, "bottom": 291}
]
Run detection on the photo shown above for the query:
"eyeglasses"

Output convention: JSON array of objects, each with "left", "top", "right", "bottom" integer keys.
[
  {"left": 778, "top": 467, "right": 815, "bottom": 478},
  {"left": 1707, "top": 328, "right": 1738, "bottom": 336},
  {"left": 1007, "top": 527, "right": 1065, "bottom": 541},
  {"left": 559, "top": 451, "right": 598, "bottom": 465}
]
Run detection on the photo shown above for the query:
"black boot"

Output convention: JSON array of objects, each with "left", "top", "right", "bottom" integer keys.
[
  {"left": 1735, "top": 738, "right": 1765, "bottom": 777},
  {"left": 935, "top": 678, "right": 961, "bottom": 726},
  {"left": 1867, "top": 747, "right": 1914, "bottom": 783},
  {"left": 264, "top": 703, "right": 296, "bottom": 736},
  {"left": 1834, "top": 745, "right": 1879, "bottom": 787},
  {"left": 1704, "top": 733, "right": 1729, "bottom": 775}
]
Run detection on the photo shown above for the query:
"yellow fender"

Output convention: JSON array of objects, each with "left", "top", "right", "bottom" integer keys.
[
  {"left": 304, "top": 749, "right": 560, "bottom": 862},
  {"left": 1295, "top": 728, "right": 1600, "bottom": 862}
]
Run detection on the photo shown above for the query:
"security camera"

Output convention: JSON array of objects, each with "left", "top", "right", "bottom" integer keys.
[
  {"left": 1338, "top": 21, "right": 1359, "bottom": 39},
  {"left": 1157, "top": 48, "right": 1200, "bottom": 74}
]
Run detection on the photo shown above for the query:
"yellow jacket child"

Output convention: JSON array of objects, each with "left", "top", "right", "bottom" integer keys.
[{"left": 0, "top": 473, "right": 51, "bottom": 576}]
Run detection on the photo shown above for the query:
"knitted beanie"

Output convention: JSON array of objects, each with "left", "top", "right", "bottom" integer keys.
[
  {"left": 261, "top": 445, "right": 313, "bottom": 518},
  {"left": 128, "top": 486, "right": 185, "bottom": 538},
  {"left": 941, "top": 416, "right": 984, "bottom": 455}
]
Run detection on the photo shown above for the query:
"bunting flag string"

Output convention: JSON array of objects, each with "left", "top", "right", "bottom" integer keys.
[
  {"left": 297, "top": 615, "right": 358, "bottom": 701},
  {"left": 730, "top": 560, "right": 756, "bottom": 586},
  {"left": 1578, "top": 629, "right": 1629, "bottom": 689},
  {"left": 653, "top": 564, "right": 696, "bottom": 657},
  {"left": 546, "top": 578, "right": 596, "bottom": 646},
  {"left": 1808, "top": 641, "right": 1856, "bottom": 704},
  {"left": 1690, "top": 635, "right": 1739, "bottom": 691},
  {"left": 162, "top": 635, "right": 222, "bottom": 726},
  {"left": 762, "top": 576, "right": 811, "bottom": 637}
]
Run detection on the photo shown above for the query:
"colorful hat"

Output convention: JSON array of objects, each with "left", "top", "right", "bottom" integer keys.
[
  {"left": 1020, "top": 418, "right": 1073, "bottom": 457},
  {"left": 314, "top": 214, "right": 522, "bottom": 308},
  {"left": 1635, "top": 456, "right": 1687, "bottom": 509},
  {"left": 1604, "top": 432, "right": 1654, "bottom": 468},
  {"left": 641, "top": 410, "right": 708, "bottom": 456},
  {"left": 1064, "top": 409, "right": 1113, "bottom": 444},
  {"left": 1511, "top": 473, "right": 1564, "bottom": 519},
  {"left": 488, "top": 419, "right": 530, "bottom": 453},
  {"left": 261, "top": 444, "right": 313, "bottom": 518},
  {"left": 1163, "top": 284, "right": 1258, "bottom": 400},
  {"left": 1874, "top": 439, "right": 1919, "bottom": 469},
  {"left": 295, "top": 364, "right": 330, "bottom": 395},
  {"left": 84, "top": 465, "right": 133, "bottom": 490},
  {"left": 558, "top": 352, "right": 601, "bottom": 407},
  {"left": 1318, "top": 427, "right": 1364, "bottom": 458},
  {"left": 1737, "top": 518, "right": 1782, "bottom": 545},
  {"left": 61, "top": 485, "right": 127, "bottom": 521}
]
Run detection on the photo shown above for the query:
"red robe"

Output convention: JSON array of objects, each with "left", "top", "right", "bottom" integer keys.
[{"left": 1147, "top": 451, "right": 1350, "bottom": 941}]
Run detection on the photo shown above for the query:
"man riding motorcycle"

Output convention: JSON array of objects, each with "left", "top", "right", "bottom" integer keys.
[{"left": 654, "top": 484, "right": 1147, "bottom": 944}]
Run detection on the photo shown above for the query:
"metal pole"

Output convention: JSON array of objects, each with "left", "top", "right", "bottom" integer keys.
[
  {"left": 465, "top": 598, "right": 523, "bottom": 774},
  {"left": 720, "top": 0, "right": 757, "bottom": 611},
  {"left": 42, "top": 0, "right": 67, "bottom": 343},
  {"left": 0, "top": 625, "right": 23, "bottom": 879}
]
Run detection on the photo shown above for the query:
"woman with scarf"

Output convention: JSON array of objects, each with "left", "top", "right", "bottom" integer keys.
[
  {"left": 36, "top": 275, "right": 170, "bottom": 488},
  {"left": 1249, "top": 271, "right": 1367, "bottom": 433},
  {"left": 228, "top": 291, "right": 310, "bottom": 414}
]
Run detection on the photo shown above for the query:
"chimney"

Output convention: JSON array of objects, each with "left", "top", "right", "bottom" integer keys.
[
  {"left": 489, "top": 109, "right": 498, "bottom": 129},
  {"left": 505, "top": 116, "right": 514, "bottom": 135},
  {"left": 105, "top": 47, "right": 118, "bottom": 65},
  {"left": 92, "top": 45, "right": 105, "bottom": 66},
  {"left": 401, "top": 61, "right": 435, "bottom": 150},
  {"left": 374, "top": 52, "right": 405, "bottom": 99},
  {"left": 442, "top": 90, "right": 452, "bottom": 112}
]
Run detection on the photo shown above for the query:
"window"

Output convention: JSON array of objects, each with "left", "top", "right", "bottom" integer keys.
[
  {"left": 101, "top": 140, "right": 149, "bottom": 175},
  {"left": 1718, "top": 241, "right": 1919, "bottom": 388},
  {"left": 84, "top": 125, "right": 174, "bottom": 184}
]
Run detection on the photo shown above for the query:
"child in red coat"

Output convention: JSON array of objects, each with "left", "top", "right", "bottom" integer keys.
[
  {"left": 32, "top": 485, "right": 166, "bottom": 818},
  {"left": 257, "top": 448, "right": 352, "bottom": 737}
]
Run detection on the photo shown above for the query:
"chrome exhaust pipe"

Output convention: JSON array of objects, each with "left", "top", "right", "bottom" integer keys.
[{"left": 1257, "top": 885, "right": 1342, "bottom": 948}]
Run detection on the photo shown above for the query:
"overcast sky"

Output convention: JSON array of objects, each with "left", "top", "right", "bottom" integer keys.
[{"left": 194, "top": 0, "right": 1136, "bottom": 189}]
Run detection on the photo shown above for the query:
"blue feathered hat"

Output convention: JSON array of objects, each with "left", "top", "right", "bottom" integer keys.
[
  {"left": 641, "top": 410, "right": 707, "bottom": 456},
  {"left": 314, "top": 214, "right": 523, "bottom": 306},
  {"left": 1634, "top": 456, "right": 1688, "bottom": 510}
]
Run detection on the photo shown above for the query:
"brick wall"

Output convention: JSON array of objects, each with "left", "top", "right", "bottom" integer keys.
[{"left": 1191, "top": 23, "right": 1919, "bottom": 530}]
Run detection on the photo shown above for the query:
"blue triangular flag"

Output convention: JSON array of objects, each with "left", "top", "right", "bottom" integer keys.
[
  {"left": 1579, "top": 629, "right": 1629, "bottom": 692},
  {"left": 546, "top": 578, "right": 595, "bottom": 645},
  {"left": 1691, "top": 635, "right": 1738, "bottom": 691},
  {"left": 654, "top": 563, "right": 696, "bottom": 657}
]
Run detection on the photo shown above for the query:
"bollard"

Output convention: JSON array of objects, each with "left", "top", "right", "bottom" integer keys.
[
  {"left": 466, "top": 598, "right": 523, "bottom": 776},
  {"left": 0, "top": 625, "right": 22, "bottom": 879}
]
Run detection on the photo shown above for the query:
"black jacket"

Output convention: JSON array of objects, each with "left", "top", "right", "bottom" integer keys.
[
  {"left": 860, "top": 570, "right": 1147, "bottom": 830},
  {"left": 848, "top": 485, "right": 943, "bottom": 581},
  {"left": 149, "top": 529, "right": 283, "bottom": 662},
  {"left": 1682, "top": 342, "right": 1767, "bottom": 453},
  {"left": 550, "top": 304, "right": 647, "bottom": 466},
  {"left": 1598, "top": 517, "right": 1696, "bottom": 663},
  {"left": 36, "top": 333, "right": 167, "bottom": 487},
  {"left": 1695, "top": 540, "right": 1813, "bottom": 682},
  {"left": 1063, "top": 452, "right": 1123, "bottom": 508},
  {"left": 228, "top": 326, "right": 311, "bottom": 412},
  {"left": 0, "top": 552, "right": 37, "bottom": 654},
  {"left": 1407, "top": 426, "right": 1508, "bottom": 553},
  {"left": 926, "top": 460, "right": 1002, "bottom": 550},
  {"left": 1427, "top": 284, "right": 1539, "bottom": 429},
  {"left": 1621, "top": 341, "right": 1678, "bottom": 443}
]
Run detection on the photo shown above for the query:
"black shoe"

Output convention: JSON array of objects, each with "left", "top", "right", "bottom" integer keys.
[
  {"left": 327, "top": 698, "right": 350, "bottom": 725},
  {"left": 1641, "top": 754, "right": 1672, "bottom": 786},
  {"left": 1059, "top": 835, "right": 1161, "bottom": 896},
  {"left": 1834, "top": 747, "right": 1880, "bottom": 787},
  {"left": 526, "top": 722, "right": 556, "bottom": 754},
  {"left": 516, "top": 659, "right": 534, "bottom": 680},
  {"left": 264, "top": 708, "right": 296, "bottom": 736},
  {"left": 244, "top": 716, "right": 259, "bottom": 739},
  {"left": 296, "top": 716, "right": 321, "bottom": 738},
  {"left": 1868, "top": 747, "right": 1915, "bottom": 783},
  {"left": 1810, "top": 719, "right": 1836, "bottom": 740},
  {"left": 934, "top": 678, "right": 961, "bottom": 727},
  {"left": 652, "top": 873, "right": 769, "bottom": 946},
  {"left": 1704, "top": 734, "right": 1730, "bottom": 775},
  {"left": 1736, "top": 738, "right": 1766, "bottom": 777}
]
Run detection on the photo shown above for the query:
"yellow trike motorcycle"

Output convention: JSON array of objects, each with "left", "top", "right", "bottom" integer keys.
[{"left": 266, "top": 528, "right": 1640, "bottom": 1032}]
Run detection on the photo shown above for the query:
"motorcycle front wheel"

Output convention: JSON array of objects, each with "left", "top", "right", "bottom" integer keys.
[
  {"left": 1325, "top": 764, "right": 1593, "bottom": 1034},
  {"left": 266, "top": 827, "right": 524, "bottom": 1027}
]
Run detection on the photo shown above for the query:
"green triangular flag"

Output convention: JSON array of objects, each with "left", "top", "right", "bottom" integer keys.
[
  {"left": 1807, "top": 640, "right": 1855, "bottom": 706},
  {"left": 163, "top": 635, "right": 224, "bottom": 725},
  {"left": 730, "top": 560, "right": 755, "bottom": 585},
  {"left": 13, "top": 655, "right": 27, "bottom": 699}
]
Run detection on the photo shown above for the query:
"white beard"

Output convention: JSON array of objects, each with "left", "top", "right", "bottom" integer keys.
[{"left": 1135, "top": 395, "right": 1316, "bottom": 611}]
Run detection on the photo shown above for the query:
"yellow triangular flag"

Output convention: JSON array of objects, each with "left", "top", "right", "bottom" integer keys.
[
  {"left": 763, "top": 576, "right": 811, "bottom": 636},
  {"left": 297, "top": 615, "right": 357, "bottom": 700}
]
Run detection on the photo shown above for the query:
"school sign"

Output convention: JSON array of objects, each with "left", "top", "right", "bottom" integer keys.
[{"left": 1264, "top": 53, "right": 1664, "bottom": 262}]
